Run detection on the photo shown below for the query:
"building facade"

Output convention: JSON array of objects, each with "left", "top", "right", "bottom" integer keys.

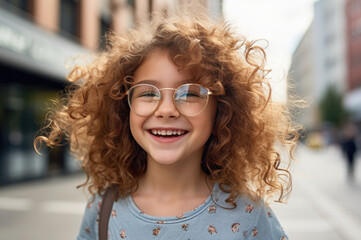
[
  {"left": 288, "top": 23, "right": 318, "bottom": 130},
  {"left": 345, "top": 0, "right": 361, "bottom": 122},
  {"left": 313, "top": 0, "right": 347, "bottom": 99},
  {"left": 0, "top": 0, "right": 223, "bottom": 185},
  {"left": 288, "top": 0, "right": 347, "bottom": 131}
]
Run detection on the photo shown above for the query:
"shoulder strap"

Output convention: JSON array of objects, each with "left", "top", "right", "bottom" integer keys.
[{"left": 99, "top": 185, "right": 116, "bottom": 240}]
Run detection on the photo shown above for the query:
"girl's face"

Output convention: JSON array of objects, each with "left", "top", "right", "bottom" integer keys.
[{"left": 129, "top": 49, "right": 217, "bottom": 167}]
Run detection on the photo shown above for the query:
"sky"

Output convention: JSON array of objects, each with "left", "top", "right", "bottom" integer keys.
[{"left": 223, "top": 0, "right": 318, "bottom": 101}]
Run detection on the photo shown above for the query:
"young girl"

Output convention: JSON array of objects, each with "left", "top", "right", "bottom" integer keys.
[{"left": 35, "top": 8, "right": 299, "bottom": 240}]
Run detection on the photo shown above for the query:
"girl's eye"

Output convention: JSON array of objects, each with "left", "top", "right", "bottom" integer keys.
[
  {"left": 178, "top": 91, "right": 201, "bottom": 98},
  {"left": 139, "top": 91, "right": 159, "bottom": 97}
]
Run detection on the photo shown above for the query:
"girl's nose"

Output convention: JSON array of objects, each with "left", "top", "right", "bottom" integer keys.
[{"left": 153, "top": 92, "right": 180, "bottom": 118}]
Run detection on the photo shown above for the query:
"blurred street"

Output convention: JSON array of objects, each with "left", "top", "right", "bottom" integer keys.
[
  {"left": 0, "top": 144, "right": 360, "bottom": 240},
  {"left": 0, "top": 0, "right": 360, "bottom": 239},
  {"left": 275, "top": 144, "right": 361, "bottom": 240}
]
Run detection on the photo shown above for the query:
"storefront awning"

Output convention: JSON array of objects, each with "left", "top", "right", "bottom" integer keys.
[
  {"left": 344, "top": 87, "right": 361, "bottom": 122},
  {"left": 0, "top": 7, "right": 89, "bottom": 82}
]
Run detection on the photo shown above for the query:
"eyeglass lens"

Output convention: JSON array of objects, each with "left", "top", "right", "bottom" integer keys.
[{"left": 128, "top": 84, "right": 209, "bottom": 116}]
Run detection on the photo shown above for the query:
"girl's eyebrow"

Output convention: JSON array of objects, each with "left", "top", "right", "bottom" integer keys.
[
  {"left": 135, "top": 79, "right": 158, "bottom": 85},
  {"left": 135, "top": 79, "right": 194, "bottom": 86}
]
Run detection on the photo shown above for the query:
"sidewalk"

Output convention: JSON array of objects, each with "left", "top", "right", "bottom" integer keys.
[
  {"left": 0, "top": 174, "right": 87, "bottom": 240},
  {"left": 273, "top": 144, "right": 361, "bottom": 240}
]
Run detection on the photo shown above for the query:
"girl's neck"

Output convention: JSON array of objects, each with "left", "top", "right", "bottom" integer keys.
[{"left": 136, "top": 158, "right": 211, "bottom": 199}]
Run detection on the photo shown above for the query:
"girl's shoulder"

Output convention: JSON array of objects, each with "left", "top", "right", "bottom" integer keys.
[
  {"left": 77, "top": 191, "right": 126, "bottom": 240},
  {"left": 214, "top": 183, "right": 266, "bottom": 211},
  {"left": 76, "top": 194, "right": 103, "bottom": 239},
  {"left": 215, "top": 187, "right": 267, "bottom": 220},
  {"left": 213, "top": 185, "right": 288, "bottom": 239}
]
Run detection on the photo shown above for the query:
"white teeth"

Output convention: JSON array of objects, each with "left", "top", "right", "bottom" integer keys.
[{"left": 150, "top": 129, "right": 186, "bottom": 136}]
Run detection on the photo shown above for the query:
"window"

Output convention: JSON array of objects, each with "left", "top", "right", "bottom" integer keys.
[
  {"left": 59, "top": 0, "right": 79, "bottom": 39},
  {"left": 128, "top": 0, "right": 135, "bottom": 8},
  {"left": 349, "top": 0, "right": 361, "bottom": 18},
  {"left": 324, "top": 33, "right": 335, "bottom": 46},
  {"left": 99, "top": 16, "right": 111, "bottom": 50},
  {"left": 149, "top": 0, "right": 153, "bottom": 17},
  {"left": 352, "top": 19, "right": 361, "bottom": 38},
  {"left": 3, "top": 0, "right": 29, "bottom": 12},
  {"left": 325, "top": 57, "right": 336, "bottom": 70}
]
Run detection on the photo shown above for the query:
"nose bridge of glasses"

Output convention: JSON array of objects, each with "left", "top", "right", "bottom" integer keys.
[
  {"left": 158, "top": 87, "right": 177, "bottom": 101},
  {"left": 155, "top": 88, "right": 175, "bottom": 110},
  {"left": 158, "top": 87, "right": 177, "bottom": 92},
  {"left": 154, "top": 88, "right": 180, "bottom": 116}
]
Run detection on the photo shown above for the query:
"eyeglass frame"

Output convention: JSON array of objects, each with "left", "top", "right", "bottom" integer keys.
[{"left": 126, "top": 83, "right": 214, "bottom": 117}]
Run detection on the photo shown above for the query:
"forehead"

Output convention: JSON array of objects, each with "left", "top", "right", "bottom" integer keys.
[{"left": 133, "top": 49, "right": 194, "bottom": 87}]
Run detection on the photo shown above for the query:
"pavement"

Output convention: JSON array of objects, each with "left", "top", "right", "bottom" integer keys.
[
  {"left": 0, "top": 144, "right": 360, "bottom": 240},
  {"left": 274, "top": 144, "right": 361, "bottom": 240},
  {"left": 0, "top": 173, "right": 87, "bottom": 240}
]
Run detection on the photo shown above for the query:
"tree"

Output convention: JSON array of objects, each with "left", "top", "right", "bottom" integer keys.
[{"left": 319, "top": 85, "right": 348, "bottom": 127}]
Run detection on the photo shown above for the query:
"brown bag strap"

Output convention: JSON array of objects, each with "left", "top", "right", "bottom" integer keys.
[{"left": 99, "top": 185, "right": 116, "bottom": 240}]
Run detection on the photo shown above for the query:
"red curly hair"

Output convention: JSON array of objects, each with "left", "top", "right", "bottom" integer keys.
[{"left": 35, "top": 10, "right": 300, "bottom": 205}]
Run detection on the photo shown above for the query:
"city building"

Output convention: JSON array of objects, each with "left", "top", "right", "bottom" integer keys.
[
  {"left": 313, "top": 0, "right": 347, "bottom": 96},
  {"left": 288, "top": 23, "right": 318, "bottom": 130},
  {"left": 0, "top": 0, "right": 223, "bottom": 185},
  {"left": 345, "top": 0, "right": 361, "bottom": 124},
  {"left": 288, "top": 0, "right": 347, "bottom": 131}
]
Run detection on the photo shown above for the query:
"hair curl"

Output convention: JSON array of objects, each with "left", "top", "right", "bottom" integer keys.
[{"left": 35, "top": 9, "right": 301, "bottom": 206}]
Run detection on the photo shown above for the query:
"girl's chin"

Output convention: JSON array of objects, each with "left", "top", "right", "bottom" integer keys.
[
  {"left": 147, "top": 152, "right": 185, "bottom": 166},
  {"left": 148, "top": 156, "right": 182, "bottom": 166}
]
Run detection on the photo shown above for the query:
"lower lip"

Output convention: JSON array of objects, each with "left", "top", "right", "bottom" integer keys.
[{"left": 148, "top": 131, "right": 188, "bottom": 143}]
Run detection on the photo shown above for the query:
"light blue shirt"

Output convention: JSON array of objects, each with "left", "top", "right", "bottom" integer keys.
[{"left": 77, "top": 183, "right": 288, "bottom": 239}]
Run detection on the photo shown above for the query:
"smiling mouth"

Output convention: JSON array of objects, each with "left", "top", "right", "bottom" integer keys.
[{"left": 148, "top": 129, "right": 188, "bottom": 137}]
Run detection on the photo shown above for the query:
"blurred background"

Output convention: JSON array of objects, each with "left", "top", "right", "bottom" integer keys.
[{"left": 0, "top": 0, "right": 360, "bottom": 239}]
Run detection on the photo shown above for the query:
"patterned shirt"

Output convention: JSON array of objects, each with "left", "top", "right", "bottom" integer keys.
[{"left": 77, "top": 183, "right": 288, "bottom": 239}]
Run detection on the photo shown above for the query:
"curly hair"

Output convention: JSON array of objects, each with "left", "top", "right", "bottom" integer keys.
[{"left": 34, "top": 9, "right": 301, "bottom": 206}]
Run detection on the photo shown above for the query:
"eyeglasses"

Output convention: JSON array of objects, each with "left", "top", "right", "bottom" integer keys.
[{"left": 126, "top": 83, "right": 213, "bottom": 116}]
